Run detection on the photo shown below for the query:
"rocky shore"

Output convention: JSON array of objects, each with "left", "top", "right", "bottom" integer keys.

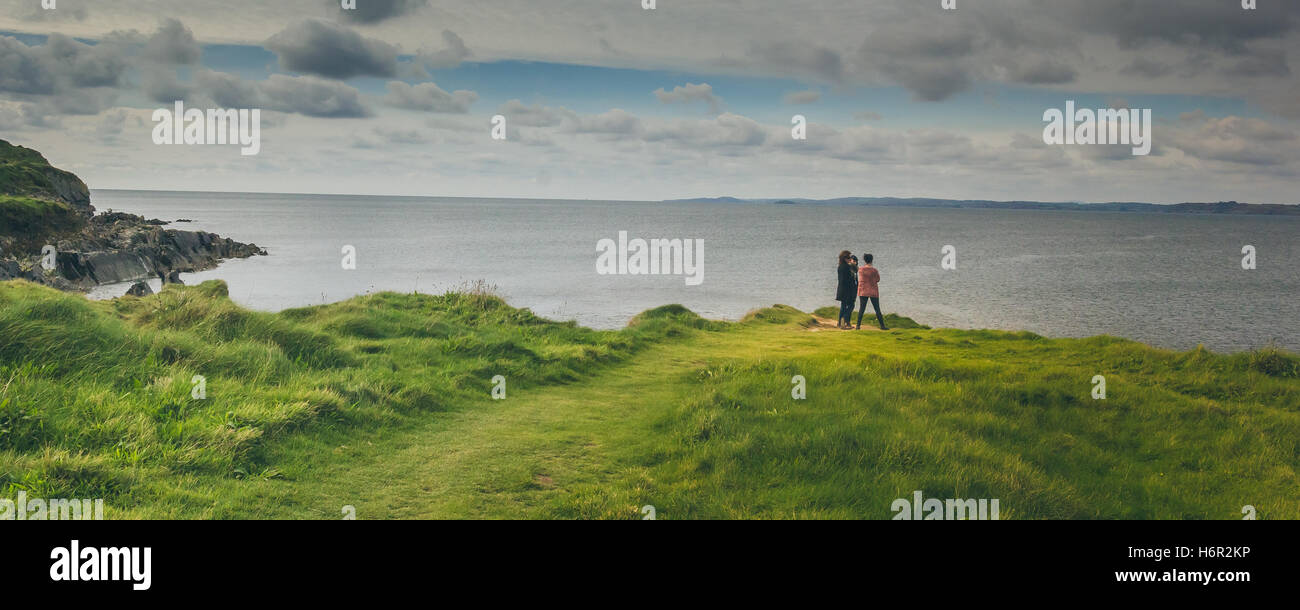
[{"left": 0, "top": 139, "right": 266, "bottom": 292}]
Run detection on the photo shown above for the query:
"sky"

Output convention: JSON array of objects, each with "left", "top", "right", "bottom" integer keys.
[{"left": 0, "top": 0, "right": 1297, "bottom": 203}]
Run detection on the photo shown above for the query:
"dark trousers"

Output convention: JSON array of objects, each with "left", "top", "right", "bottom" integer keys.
[
  {"left": 857, "top": 296, "right": 884, "bottom": 328},
  {"left": 838, "top": 299, "right": 854, "bottom": 324}
]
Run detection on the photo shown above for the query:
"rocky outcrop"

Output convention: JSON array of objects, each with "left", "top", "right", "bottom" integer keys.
[
  {"left": 1, "top": 211, "right": 267, "bottom": 290},
  {"left": 1, "top": 139, "right": 266, "bottom": 291},
  {"left": 125, "top": 282, "right": 153, "bottom": 297}
]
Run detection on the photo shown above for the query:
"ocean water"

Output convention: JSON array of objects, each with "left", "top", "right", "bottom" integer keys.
[{"left": 88, "top": 190, "right": 1299, "bottom": 353}]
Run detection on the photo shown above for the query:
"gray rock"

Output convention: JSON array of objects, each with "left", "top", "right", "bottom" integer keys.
[{"left": 125, "top": 282, "right": 153, "bottom": 297}]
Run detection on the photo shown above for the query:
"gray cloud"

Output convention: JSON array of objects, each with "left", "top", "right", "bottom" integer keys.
[
  {"left": 417, "top": 30, "right": 471, "bottom": 70},
  {"left": 858, "top": 23, "right": 978, "bottom": 101},
  {"left": 16, "top": 0, "right": 88, "bottom": 22},
  {"left": 144, "top": 18, "right": 200, "bottom": 65},
  {"left": 783, "top": 90, "right": 821, "bottom": 105},
  {"left": 191, "top": 70, "right": 370, "bottom": 118},
  {"left": 0, "top": 33, "right": 124, "bottom": 115},
  {"left": 565, "top": 108, "right": 642, "bottom": 136},
  {"left": 336, "top": 0, "right": 428, "bottom": 24},
  {"left": 259, "top": 73, "right": 371, "bottom": 117},
  {"left": 0, "top": 36, "right": 57, "bottom": 94},
  {"left": 748, "top": 41, "right": 845, "bottom": 82},
  {"left": 266, "top": 19, "right": 398, "bottom": 79},
  {"left": 1050, "top": 0, "right": 1299, "bottom": 52},
  {"left": 1227, "top": 46, "right": 1290, "bottom": 77},
  {"left": 193, "top": 69, "right": 263, "bottom": 108},
  {"left": 1165, "top": 114, "right": 1297, "bottom": 166},
  {"left": 654, "top": 83, "right": 723, "bottom": 113},
  {"left": 496, "top": 100, "right": 574, "bottom": 127},
  {"left": 1121, "top": 57, "right": 1172, "bottom": 79},
  {"left": 44, "top": 33, "right": 127, "bottom": 88},
  {"left": 1010, "top": 59, "right": 1077, "bottom": 85},
  {"left": 141, "top": 66, "right": 190, "bottom": 103},
  {"left": 644, "top": 113, "right": 766, "bottom": 148},
  {"left": 384, "top": 81, "right": 477, "bottom": 113}
]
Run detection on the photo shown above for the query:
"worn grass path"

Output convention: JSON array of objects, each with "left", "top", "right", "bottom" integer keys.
[
  {"left": 149, "top": 316, "right": 756, "bottom": 519},
  {"left": 75, "top": 299, "right": 1297, "bottom": 521}
]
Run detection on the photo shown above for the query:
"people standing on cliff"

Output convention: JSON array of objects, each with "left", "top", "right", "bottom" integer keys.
[
  {"left": 856, "top": 253, "right": 887, "bottom": 330},
  {"left": 835, "top": 250, "right": 855, "bottom": 329},
  {"left": 847, "top": 254, "right": 859, "bottom": 326}
]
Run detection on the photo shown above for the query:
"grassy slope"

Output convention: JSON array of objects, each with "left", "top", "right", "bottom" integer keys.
[
  {"left": 0, "top": 195, "right": 84, "bottom": 249},
  {"left": 0, "top": 140, "right": 88, "bottom": 249},
  {"left": 1, "top": 280, "right": 1296, "bottom": 519}
]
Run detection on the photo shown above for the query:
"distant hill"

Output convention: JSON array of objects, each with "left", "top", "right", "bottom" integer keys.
[{"left": 665, "top": 196, "right": 1300, "bottom": 215}]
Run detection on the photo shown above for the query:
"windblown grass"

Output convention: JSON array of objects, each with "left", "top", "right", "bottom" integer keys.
[{"left": 0, "top": 280, "right": 1295, "bottom": 519}]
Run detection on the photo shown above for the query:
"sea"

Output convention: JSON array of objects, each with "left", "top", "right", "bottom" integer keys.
[{"left": 87, "top": 190, "right": 1299, "bottom": 353}]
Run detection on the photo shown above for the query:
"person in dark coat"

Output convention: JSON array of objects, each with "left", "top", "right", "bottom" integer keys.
[{"left": 835, "top": 250, "right": 855, "bottom": 329}]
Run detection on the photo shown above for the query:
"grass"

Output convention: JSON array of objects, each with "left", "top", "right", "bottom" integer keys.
[
  {"left": 0, "top": 281, "right": 1296, "bottom": 519},
  {"left": 0, "top": 195, "right": 84, "bottom": 251}
]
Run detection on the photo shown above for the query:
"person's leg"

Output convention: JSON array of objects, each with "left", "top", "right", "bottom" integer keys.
[
  {"left": 856, "top": 296, "right": 867, "bottom": 328},
  {"left": 871, "top": 297, "right": 886, "bottom": 329},
  {"left": 837, "top": 300, "right": 849, "bottom": 326}
]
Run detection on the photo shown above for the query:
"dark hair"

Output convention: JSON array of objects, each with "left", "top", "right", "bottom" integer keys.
[
  {"left": 862, "top": 253, "right": 874, "bottom": 264},
  {"left": 849, "top": 255, "right": 858, "bottom": 262},
  {"left": 838, "top": 250, "right": 851, "bottom": 265}
]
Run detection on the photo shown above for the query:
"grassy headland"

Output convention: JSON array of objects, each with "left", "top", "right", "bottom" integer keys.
[{"left": 0, "top": 280, "right": 1296, "bottom": 519}]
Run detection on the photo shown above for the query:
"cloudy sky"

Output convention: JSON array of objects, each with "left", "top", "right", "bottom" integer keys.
[{"left": 1, "top": 0, "right": 1297, "bottom": 203}]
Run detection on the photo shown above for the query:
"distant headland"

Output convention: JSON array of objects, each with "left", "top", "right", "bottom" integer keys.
[{"left": 666, "top": 196, "right": 1300, "bottom": 216}]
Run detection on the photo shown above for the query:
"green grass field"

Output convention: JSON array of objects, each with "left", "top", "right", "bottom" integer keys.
[{"left": 1, "top": 279, "right": 1296, "bottom": 519}]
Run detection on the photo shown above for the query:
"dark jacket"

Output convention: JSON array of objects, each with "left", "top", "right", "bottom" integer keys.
[{"left": 836, "top": 262, "right": 855, "bottom": 302}]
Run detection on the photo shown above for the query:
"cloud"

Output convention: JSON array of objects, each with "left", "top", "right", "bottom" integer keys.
[
  {"left": 371, "top": 126, "right": 430, "bottom": 144},
  {"left": 858, "top": 23, "right": 978, "bottom": 101},
  {"left": 0, "top": 34, "right": 124, "bottom": 114},
  {"left": 747, "top": 41, "right": 845, "bottom": 82},
  {"left": 0, "top": 36, "right": 57, "bottom": 94},
  {"left": 336, "top": 0, "right": 428, "bottom": 24},
  {"left": 384, "top": 81, "right": 477, "bottom": 113},
  {"left": 193, "top": 69, "right": 263, "bottom": 108},
  {"left": 644, "top": 112, "right": 767, "bottom": 148},
  {"left": 1227, "top": 46, "right": 1290, "bottom": 77},
  {"left": 192, "top": 70, "right": 370, "bottom": 118},
  {"left": 417, "top": 30, "right": 471, "bottom": 70},
  {"left": 266, "top": 19, "right": 398, "bottom": 79},
  {"left": 144, "top": 18, "right": 200, "bottom": 65},
  {"left": 783, "top": 90, "right": 821, "bottom": 104},
  {"left": 654, "top": 83, "right": 723, "bottom": 113},
  {"left": 1010, "top": 59, "right": 1077, "bottom": 85},
  {"left": 45, "top": 34, "right": 127, "bottom": 88},
  {"left": 496, "top": 100, "right": 574, "bottom": 127},
  {"left": 1052, "top": 0, "right": 1300, "bottom": 52},
  {"left": 16, "top": 0, "right": 88, "bottom": 22},
  {"left": 259, "top": 73, "right": 371, "bottom": 117},
  {"left": 566, "top": 108, "right": 642, "bottom": 136},
  {"left": 1122, "top": 57, "right": 1172, "bottom": 79},
  {"left": 141, "top": 66, "right": 191, "bottom": 103},
  {"left": 1165, "top": 113, "right": 1297, "bottom": 166}
]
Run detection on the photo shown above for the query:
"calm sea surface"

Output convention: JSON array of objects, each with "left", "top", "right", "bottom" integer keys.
[{"left": 89, "top": 190, "right": 1299, "bottom": 353}]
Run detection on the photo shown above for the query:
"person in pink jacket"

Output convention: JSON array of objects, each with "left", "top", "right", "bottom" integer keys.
[{"left": 856, "top": 253, "right": 888, "bottom": 330}]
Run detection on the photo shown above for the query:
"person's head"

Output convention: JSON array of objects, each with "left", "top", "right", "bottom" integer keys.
[
  {"left": 838, "top": 250, "right": 851, "bottom": 265},
  {"left": 849, "top": 255, "right": 858, "bottom": 265},
  {"left": 862, "top": 253, "right": 874, "bottom": 264}
]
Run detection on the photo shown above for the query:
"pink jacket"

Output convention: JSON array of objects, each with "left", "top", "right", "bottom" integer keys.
[{"left": 857, "top": 265, "right": 880, "bottom": 298}]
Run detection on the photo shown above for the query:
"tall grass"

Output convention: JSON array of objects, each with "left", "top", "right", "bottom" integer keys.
[
  {"left": 0, "top": 280, "right": 709, "bottom": 500},
  {"left": 1, "top": 280, "right": 1295, "bottom": 519}
]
